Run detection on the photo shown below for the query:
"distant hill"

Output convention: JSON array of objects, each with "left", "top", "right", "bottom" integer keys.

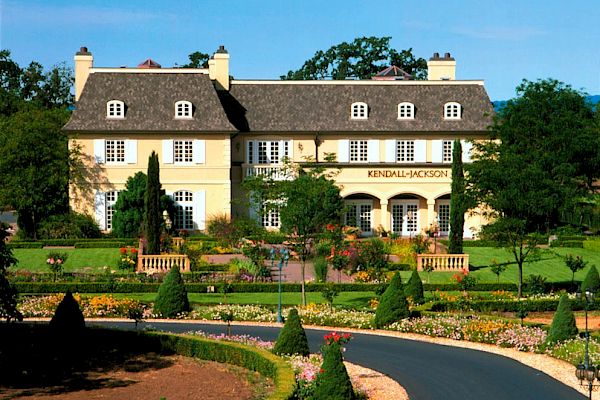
[{"left": 493, "top": 95, "right": 599, "bottom": 112}]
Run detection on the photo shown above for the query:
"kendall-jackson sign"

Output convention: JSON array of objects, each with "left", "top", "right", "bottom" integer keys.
[{"left": 368, "top": 169, "right": 449, "bottom": 179}]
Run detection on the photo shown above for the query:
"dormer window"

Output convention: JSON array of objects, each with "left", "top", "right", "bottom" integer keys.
[
  {"left": 106, "top": 100, "right": 125, "bottom": 119},
  {"left": 398, "top": 102, "right": 415, "bottom": 119},
  {"left": 444, "top": 102, "right": 461, "bottom": 120},
  {"left": 351, "top": 102, "right": 368, "bottom": 120},
  {"left": 175, "top": 100, "right": 193, "bottom": 119}
]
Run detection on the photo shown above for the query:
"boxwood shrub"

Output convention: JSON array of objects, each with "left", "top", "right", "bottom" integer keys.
[{"left": 583, "top": 240, "right": 600, "bottom": 252}]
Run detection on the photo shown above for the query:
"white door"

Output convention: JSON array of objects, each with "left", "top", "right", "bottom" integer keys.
[
  {"left": 344, "top": 200, "right": 373, "bottom": 235},
  {"left": 437, "top": 200, "right": 451, "bottom": 236},
  {"left": 391, "top": 201, "right": 419, "bottom": 236}
]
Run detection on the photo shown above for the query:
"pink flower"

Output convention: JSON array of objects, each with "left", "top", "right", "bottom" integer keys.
[{"left": 47, "top": 258, "right": 54, "bottom": 265}]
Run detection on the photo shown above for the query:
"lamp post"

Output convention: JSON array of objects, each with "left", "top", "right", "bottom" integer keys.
[
  {"left": 575, "top": 288, "right": 598, "bottom": 399},
  {"left": 277, "top": 248, "right": 289, "bottom": 323}
]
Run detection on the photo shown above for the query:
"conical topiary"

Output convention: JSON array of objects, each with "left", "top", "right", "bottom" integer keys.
[
  {"left": 581, "top": 265, "right": 600, "bottom": 293},
  {"left": 405, "top": 270, "right": 425, "bottom": 304},
  {"left": 154, "top": 266, "right": 190, "bottom": 318},
  {"left": 374, "top": 272, "right": 409, "bottom": 328},
  {"left": 273, "top": 308, "right": 309, "bottom": 356},
  {"left": 313, "top": 342, "right": 355, "bottom": 400},
  {"left": 49, "top": 291, "right": 85, "bottom": 330},
  {"left": 547, "top": 294, "right": 578, "bottom": 343}
]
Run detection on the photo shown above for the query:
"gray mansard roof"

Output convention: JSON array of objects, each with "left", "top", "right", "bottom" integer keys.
[
  {"left": 225, "top": 81, "right": 494, "bottom": 133},
  {"left": 64, "top": 72, "right": 236, "bottom": 132},
  {"left": 65, "top": 73, "right": 494, "bottom": 134}
]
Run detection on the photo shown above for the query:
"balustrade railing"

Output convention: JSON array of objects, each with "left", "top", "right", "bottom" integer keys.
[
  {"left": 245, "top": 165, "right": 291, "bottom": 180},
  {"left": 417, "top": 254, "right": 470, "bottom": 272},
  {"left": 137, "top": 254, "right": 191, "bottom": 273}
]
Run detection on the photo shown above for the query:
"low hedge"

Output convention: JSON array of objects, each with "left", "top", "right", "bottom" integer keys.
[
  {"left": 550, "top": 240, "right": 584, "bottom": 248},
  {"left": 73, "top": 241, "right": 131, "bottom": 248},
  {"left": 9, "top": 238, "right": 138, "bottom": 248},
  {"left": 584, "top": 240, "right": 600, "bottom": 252},
  {"left": 429, "top": 298, "right": 600, "bottom": 312},
  {"left": 8, "top": 242, "right": 44, "bottom": 249}
]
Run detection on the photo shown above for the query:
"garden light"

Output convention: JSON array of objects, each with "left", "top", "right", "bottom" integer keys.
[{"left": 574, "top": 287, "right": 598, "bottom": 399}]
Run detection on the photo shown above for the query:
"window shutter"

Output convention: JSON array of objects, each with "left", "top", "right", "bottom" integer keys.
[
  {"left": 193, "top": 190, "right": 206, "bottom": 230},
  {"left": 384, "top": 139, "right": 396, "bottom": 163},
  {"left": 461, "top": 140, "right": 473, "bottom": 162},
  {"left": 193, "top": 139, "right": 205, "bottom": 164},
  {"left": 431, "top": 140, "right": 443, "bottom": 163},
  {"left": 415, "top": 140, "right": 427, "bottom": 162},
  {"left": 125, "top": 139, "right": 137, "bottom": 164},
  {"left": 162, "top": 140, "right": 174, "bottom": 164},
  {"left": 94, "top": 139, "right": 105, "bottom": 164},
  {"left": 367, "top": 139, "right": 379, "bottom": 163},
  {"left": 94, "top": 191, "right": 106, "bottom": 230},
  {"left": 338, "top": 139, "right": 349, "bottom": 162}
]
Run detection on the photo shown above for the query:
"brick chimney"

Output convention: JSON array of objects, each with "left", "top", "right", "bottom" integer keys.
[
  {"left": 427, "top": 52, "right": 456, "bottom": 80},
  {"left": 208, "top": 45, "right": 230, "bottom": 90},
  {"left": 74, "top": 46, "right": 93, "bottom": 101}
]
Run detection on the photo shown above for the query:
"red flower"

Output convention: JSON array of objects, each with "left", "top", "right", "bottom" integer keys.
[
  {"left": 119, "top": 247, "right": 127, "bottom": 255},
  {"left": 130, "top": 248, "right": 138, "bottom": 254}
]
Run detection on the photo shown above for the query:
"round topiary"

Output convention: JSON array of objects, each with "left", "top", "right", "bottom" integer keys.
[
  {"left": 49, "top": 291, "right": 85, "bottom": 331},
  {"left": 273, "top": 308, "right": 309, "bottom": 356},
  {"left": 374, "top": 272, "right": 409, "bottom": 328},
  {"left": 581, "top": 265, "right": 600, "bottom": 293},
  {"left": 313, "top": 342, "right": 355, "bottom": 400},
  {"left": 547, "top": 294, "right": 578, "bottom": 343},
  {"left": 154, "top": 266, "right": 190, "bottom": 318},
  {"left": 405, "top": 270, "right": 425, "bottom": 304}
]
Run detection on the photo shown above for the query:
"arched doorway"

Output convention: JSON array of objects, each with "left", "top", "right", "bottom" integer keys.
[
  {"left": 389, "top": 194, "right": 425, "bottom": 237},
  {"left": 343, "top": 194, "right": 378, "bottom": 236}
]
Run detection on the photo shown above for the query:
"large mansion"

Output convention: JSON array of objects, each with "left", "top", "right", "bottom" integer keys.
[{"left": 64, "top": 46, "right": 494, "bottom": 238}]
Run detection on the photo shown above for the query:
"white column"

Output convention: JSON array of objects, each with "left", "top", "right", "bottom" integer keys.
[
  {"left": 380, "top": 199, "right": 389, "bottom": 232},
  {"left": 427, "top": 199, "right": 436, "bottom": 226}
]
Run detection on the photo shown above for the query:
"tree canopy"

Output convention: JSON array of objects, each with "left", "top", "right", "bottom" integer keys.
[
  {"left": 112, "top": 172, "right": 147, "bottom": 238},
  {"left": 282, "top": 36, "right": 427, "bottom": 80},
  {"left": 179, "top": 51, "right": 210, "bottom": 68},
  {"left": 468, "top": 79, "right": 600, "bottom": 232}
]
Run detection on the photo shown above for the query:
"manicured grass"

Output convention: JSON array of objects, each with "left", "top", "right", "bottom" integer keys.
[
  {"left": 84, "top": 291, "right": 378, "bottom": 308},
  {"left": 466, "top": 247, "right": 600, "bottom": 283},
  {"left": 13, "top": 248, "right": 120, "bottom": 273}
]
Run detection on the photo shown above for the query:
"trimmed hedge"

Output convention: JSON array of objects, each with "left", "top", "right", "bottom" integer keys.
[
  {"left": 9, "top": 238, "right": 138, "bottom": 249},
  {"left": 550, "top": 240, "right": 584, "bottom": 248},
  {"left": 429, "top": 298, "right": 600, "bottom": 312},
  {"left": 583, "top": 240, "right": 600, "bottom": 252}
]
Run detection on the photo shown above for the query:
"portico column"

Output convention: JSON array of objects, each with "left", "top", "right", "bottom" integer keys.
[
  {"left": 426, "top": 198, "right": 436, "bottom": 226},
  {"left": 380, "top": 199, "right": 390, "bottom": 233}
]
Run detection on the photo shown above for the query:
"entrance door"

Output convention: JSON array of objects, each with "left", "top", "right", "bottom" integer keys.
[
  {"left": 437, "top": 200, "right": 450, "bottom": 236},
  {"left": 345, "top": 200, "right": 373, "bottom": 235},
  {"left": 391, "top": 201, "right": 419, "bottom": 236}
]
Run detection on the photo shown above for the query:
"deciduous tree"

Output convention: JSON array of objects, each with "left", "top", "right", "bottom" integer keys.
[{"left": 282, "top": 36, "right": 427, "bottom": 80}]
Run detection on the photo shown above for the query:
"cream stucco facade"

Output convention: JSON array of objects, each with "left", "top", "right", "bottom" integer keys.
[{"left": 65, "top": 46, "right": 493, "bottom": 238}]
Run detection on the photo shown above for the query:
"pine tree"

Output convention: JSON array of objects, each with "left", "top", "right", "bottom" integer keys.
[
  {"left": 581, "top": 265, "right": 600, "bottom": 293},
  {"left": 405, "top": 270, "right": 425, "bottom": 304},
  {"left": 145, "top": 151, "right": 162, "bottom": 254},
  {"left": 313, "top": 342, "right": 355, "bottom": 400},
  {"left": 49, "top": 291, "right": 85, "bottom": 330},
  {"left": 273, "top": 308, "right": 310, "bottom": 356},
  {"left": 374, "top": 272, "right": 409, "bottom": 328},
  {"left": 547, "top": 294, "right": 578, "bottom": 343},
  {"left": 449, "top": 139, "right": 465, "bottom": 254},
  {"left": 154, "top": 266, "right": 190, "bottom": 318}
]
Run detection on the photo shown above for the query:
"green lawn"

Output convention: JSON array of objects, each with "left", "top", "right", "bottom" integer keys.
[
  {"left": 13, "top": 248, "right": 120, "bottom": 273},
  {"left": 85, "top": 291, "right": 377, "bottom": 308},
  {"left": 466, "top": 247, "right": 600, "bottom": 283}
]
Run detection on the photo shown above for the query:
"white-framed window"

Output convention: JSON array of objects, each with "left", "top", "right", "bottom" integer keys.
[
  {"left": 106, "top": 100, "right": 125, "bottom": 118},
  {"left": 175, "top": 100, "right": 193, "bottom": 119},
  {"left": 396, "top": 140, "right": 415, "bottom": 163},
  {"left": 262, "top": 202, "right": 281, "bottom": 228},
  {"left": 105, "top": 191, "right": 119, "bottom": 231},
  {"left": 174, "top": 190, "right": 194, "bottom": 230},
  {"left": 349, "top": 140, "right": 368, "bottom": 162},
  {"left": 345, "top": 200, "right": 373, "bottom": 235},
  {"left": 246, "top": 140, "right": 290, "bottom": 165},
  {"left": 444, "top": 102, "right": 461, "bottom": 120},
  {"left": 437, "top": 200, "right": 451, "bottom": 235},
  {"left": 174, "top": 140, "right": 193, "bottom": 163},
  {"left": 442, "top": 140, "right": 453, "bottom": 163},
  {"left": 351, "top": 102, "right": 368, "bottom": 120},
  {"left": 391, "top": 201, "right": 419, "bottom": 236},
  {"left": 106, "top": 140, "right": 126, "bottom": 163},
  {"left": 397, "top": 102, "right": 415, "bottom": 119}
]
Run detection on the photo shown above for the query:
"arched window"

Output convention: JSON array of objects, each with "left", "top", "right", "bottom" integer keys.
[
  {"left": 351, "top": 102, "right": 368, "bottom": 120},
  {"left": 173, "top": 190, "right": 194, "bottom": 230},
  {"left": 175, "top": 100, "right": 193, "bottom": 119},
  {"left": 397, "top": 102, "right": 415, "bottom": 119},
  {"left": 106, "top": 100, "right": 125, "bottom": 118},
  {"left": 444, "top": 102, "right": 461, "bottom": 120}
]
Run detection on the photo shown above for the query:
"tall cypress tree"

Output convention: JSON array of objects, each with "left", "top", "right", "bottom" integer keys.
[
  {"left": 145, "top": 151, "right": 162, "bottom": 255},
  {"left": 449, "top": 140, "right": 465, "bottom": 254}
]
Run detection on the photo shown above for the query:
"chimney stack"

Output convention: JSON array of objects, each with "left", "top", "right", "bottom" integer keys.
[
  {"left": 74, "top": 47, "right": 93, "bottom": 101},
  {"left": 427, "top": 52, "right": 456, "bottom": 81},
  {"left": 208, "top": 45, "right": 230, "bottom": 91}
]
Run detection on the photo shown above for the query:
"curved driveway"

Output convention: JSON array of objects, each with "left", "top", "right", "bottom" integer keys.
[{"left": 91, "top": 321, "right": 584, "bottom": 400}]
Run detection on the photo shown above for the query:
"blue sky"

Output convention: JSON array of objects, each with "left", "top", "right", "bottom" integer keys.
[{"left": 2, "top": 0, "right": 599, "bottom": 100}]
